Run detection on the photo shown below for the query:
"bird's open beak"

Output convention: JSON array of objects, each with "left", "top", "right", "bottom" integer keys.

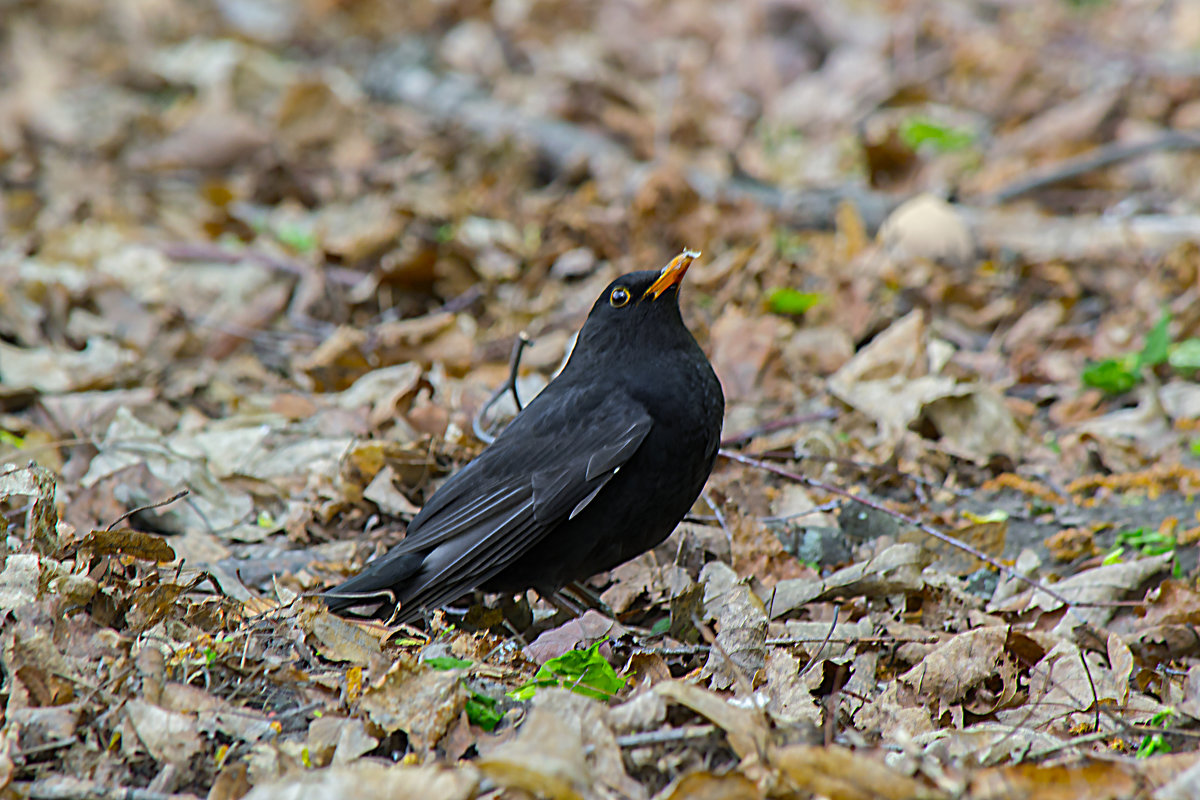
[{"left": 644, "top": 249, "right": 701, "bottom": 300}]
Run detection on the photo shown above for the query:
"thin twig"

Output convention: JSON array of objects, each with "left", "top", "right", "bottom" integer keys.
[
  {"left": 160, "top": 241, "right": 362, "bottom": 287},
  {"left": 21, "top": 777, "right": 200, "bottom": 800},
  {"left": 1024, "top": 730, "right": 1115, "bottom": 760},
  {"left": 616, "top": 724, "right": 717, "bottom": 748},
  {"left": 720, "top": 449, "right": 1078, "bottom": 609},
  {"left": 797, "top": 604, "right": 839, "bottom": 680},
  {"left": 719, "top": 411, "right": 838, "bottom": 448},
  {"left": 473, "top": 332, "right": 532, "bottom": 445},
  {"left": 702, "top": 491, "right": 731, "bottom": 550},
  {"left": 989, "top": 129, "right": 1200, "bottom": 204},
  {"left": 1081, "top": 650, "right": 1101, "bottom": 734},
  {"left": 105, "top": 490, "right": 190, "bottom": 531}
]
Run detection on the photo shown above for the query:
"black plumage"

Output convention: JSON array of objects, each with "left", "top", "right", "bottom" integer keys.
[{"left": 325, "top": 251, "right": 724, "bottom": 622}]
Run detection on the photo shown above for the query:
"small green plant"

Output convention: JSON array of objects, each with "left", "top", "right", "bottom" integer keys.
[
  {"left": 425, "top": 655, "right": 473, "bottom": 670},
  {"left": 1103, "top": 528, "right": 1180, "bottom": 577},
  {"left": 425, "top": 656, "right": 504, "bottom": 730},
  {"left": 275, "top": 222, "right": 317, "bottom": 253},
  {"left": 510, "top": 641, "right": 625, "bottom": 702},
  {"left": 1135, "top": 708, "right": 1175, "bottom": 758},
  {"left": 465, "top": 692, "right": 504, "bottom": 731},
  {"left": 899, "top": 116, "right": 976, "bottom": 153},
  {"left": 766, "top": 287, "right": 823, "bottom": 316},
  {"left": 1083, "top": 311, "right": 1200, "bottom": 394}
]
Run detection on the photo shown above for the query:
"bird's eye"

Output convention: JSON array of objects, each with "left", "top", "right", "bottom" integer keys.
[{"left": 609, "top": 286, "right": 631, "bottom": 307}]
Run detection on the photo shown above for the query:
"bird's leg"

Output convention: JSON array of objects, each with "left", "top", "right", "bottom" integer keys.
[
  {"left": 559, "top": 580, "right": 615, "bottom": 617},
  {"left": 535, "top": 585, "right": 588, "bottom": 618}
]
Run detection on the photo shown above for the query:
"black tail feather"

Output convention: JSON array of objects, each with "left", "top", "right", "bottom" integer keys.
[{"left": 322, "top": 551, "right": 424, "bottom": 616}]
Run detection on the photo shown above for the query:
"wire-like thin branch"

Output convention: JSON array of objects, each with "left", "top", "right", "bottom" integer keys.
[
  {"left": 719, "top": 411, "right": 838, "bottom": 448},
  {"left": 797, "top": 604, "right": 839, "bottom": 680},
  {"left": 720, "top": 449, "right": 1079, "bottom": 609},
  {"left": 472, "top": 332, "right": 532, "bottom": 445},
  {"left": 104, "top": 489, "right": 190, "bottom": 531},
  {"left": 616, "top": 724, "right": 717, "bottom": 748},
  {"left": 989, "top": 129, "right": 1200, "bottom": 204}
]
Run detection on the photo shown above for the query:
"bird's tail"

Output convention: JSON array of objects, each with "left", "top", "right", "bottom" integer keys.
[{"left": 322, "top": 551, "right": 424, "bottom": 617}]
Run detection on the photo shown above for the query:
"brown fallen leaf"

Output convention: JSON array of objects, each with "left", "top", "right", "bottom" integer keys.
[
  {"left": 652, "top": 681, "right": 768, "bottom": 761},
  {"left": 656, "top": 770, "right": 761, "bottom": 800},
  {"left": 359, "top": 656, "right": 467, "bottom": 754},
  {"left": 771, "top": 744, "right": 947, "bottom": 800},
  {"left": 701, "top": 583, "right": 767, "bottom": 692},
  {"left": 478, "top": 688, "right": 643, "bottom": 800},
  {"left": 79, "top": 529, "right": 176, "bottom": 562},
  {"left": 523, "top": 610, "right": 628, "bottom": 666},
  {"left": 124, "top": 699, "right": 203, "bottom": 766},
  {"left": 305, "top": 608, "right": 383, "bottom": 666},
  {"left": 242, "top": 761, "right": 479, "bottom": 800},
  {"left": 968, "top": 762, "right": 1135, "bottom": 800}
]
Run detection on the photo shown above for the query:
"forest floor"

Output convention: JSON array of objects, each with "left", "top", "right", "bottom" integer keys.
[{"left": 3, "top": 1, "right": 1200, "bottom": 798}]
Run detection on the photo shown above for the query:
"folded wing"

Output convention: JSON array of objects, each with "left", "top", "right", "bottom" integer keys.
[{"left": 325, "top": 388, "right": 652, "bottom": 619}]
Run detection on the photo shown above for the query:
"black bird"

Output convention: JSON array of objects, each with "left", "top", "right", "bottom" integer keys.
[{"left": 325, "top": 251, "right": 724, "bottom": 622}]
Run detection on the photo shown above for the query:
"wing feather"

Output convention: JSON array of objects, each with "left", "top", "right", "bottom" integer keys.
[{"left": 332, "top": 387, "right": 654, "bottom": 620}]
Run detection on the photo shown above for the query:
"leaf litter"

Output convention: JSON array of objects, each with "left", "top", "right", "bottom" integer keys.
[{"left": 3, "top": 0, "right": 1200, "bottom": 797}]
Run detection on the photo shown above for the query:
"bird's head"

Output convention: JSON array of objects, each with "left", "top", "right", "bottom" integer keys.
[{"left": 572, "top": 249, "right": 702, "bottom": 360}]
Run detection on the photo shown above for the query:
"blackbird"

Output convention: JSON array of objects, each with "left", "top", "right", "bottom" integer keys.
[{"left": 325, "top": 250, "right": 724, "bottom": 622}]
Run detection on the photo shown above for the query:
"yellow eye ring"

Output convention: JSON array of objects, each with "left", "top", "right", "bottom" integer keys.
[{"left": 609, "top": 286, "right": 631, "bottom": 307}]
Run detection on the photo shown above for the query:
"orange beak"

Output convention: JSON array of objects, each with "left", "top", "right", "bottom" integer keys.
[{"left": 643, "top": 249, "right": 701, "bottom": 300}]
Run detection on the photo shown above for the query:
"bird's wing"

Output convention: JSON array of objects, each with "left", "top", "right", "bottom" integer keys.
[{"left": 336, "top": 388, "right": 653, "bottom": 616}]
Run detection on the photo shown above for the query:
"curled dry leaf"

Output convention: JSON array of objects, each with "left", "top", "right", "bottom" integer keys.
[
  {"left": 124, "top": 699, "right": 203, "bottom": 766},
  {"left": 771, "top": 744, "right": 947, "bottom": 800},
  {"left": 899, "top": 627, "right": 1053, "bottom": 718},
  {"left": 0, "top": 554, "right": 41, "bottom": 612},
  {"left": 523, "top": 610, "right": 628, "bottom": 666},
  {"left": 769, "top": 543, "right": 932, "bottom": 618},
  {"left": 242, "top": 761, "right": 479, "bottom": 800},
  {"left": 764, "top": 650, "right": 821, "bottom": 728},
  {"left": 478, "top": 688, "right": 644, "bottom": 800},
  {"left": 701, "top": 583, "right": 767, "bottom": 692},
  {"left": 359, "top": 657, "right": 467, "bottom": 753},
  {"left": 305, "top": 608, "right": 383, "bottom": 666},
  {"left": 79, "top": 529, "right": 176, "bottom": 563},
  {"left": 652, "top": 681, "right": 768, "bottom": 761}
]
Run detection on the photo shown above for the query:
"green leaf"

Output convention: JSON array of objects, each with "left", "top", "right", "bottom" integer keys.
[
  {"left": 649, "top": 617, "right": 671, "bottom": 636},
  {"left": 276, "top": 223, "right": 317, "bottom": 253},
  {"left": 0, "top": 430, "right": 25, "bottom": 448},
  {"left": 1169, "top": 339, "right": 1200, "bottom": 372},
  {"left": 425, "top": 656, "right": 473, "bottom": 671},
  {"left": 510, "top": 641, "right": 625, "bottom": 702},
  {"left": 466, "top": 691, "right": 504, "bottom": 731},
  {"left": 1115, "top": 527, "right": 1175, "bottom": 556},
  {"left": 1101, "top": 547, "right": 1124, "bottom": 566},
  {"left": 1149, "top": 708, "right": 1176, "bottom": 727},
  {"left": 1136, "top": 732, "right": 1170, "bottom": 759},
  {"left": 1082, "top": 357, "right": 1140, "bottom": 394},
  {"left": 898, "top": 116, "right": 975, "bottom": 153},
  {"left": 963, "top": 510, "right": 1009, "bottom": 524},
  {"left": 766, "top": 288, "right": 823, "bottom": 316},
  {"left": 1136, "top": 311, "right": 1171, "bottom": 368}
]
